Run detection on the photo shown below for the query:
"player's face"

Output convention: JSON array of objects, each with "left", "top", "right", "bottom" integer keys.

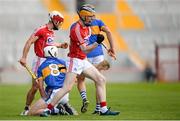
[
  {"left": 53, "top": 20, "right": 63, "bottom": 30},
  {"left": 84, "top": 15, "right": 94, "bottom": 26}
]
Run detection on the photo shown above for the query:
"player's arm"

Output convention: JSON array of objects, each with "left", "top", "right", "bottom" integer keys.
[
  {"left": 37, "top": 67, "right": 48, "bottom": 100},
  {"left": 52, "top": 42, "right": 68, "bottom": 49},
  {"left": 80, "top": 34, "right": 104, "bottom": 53},
  {"left": 38, "top": 78, "right": 48, "bottom": 100},
  {"left": 80, "top": 42, "right": 98, "bottom": 54},
  {"left": 19, "top": 34, "right": 38, "bottom": 67},
  {"left": 101, "top": 26, "right": 116, "bottom": 57}
]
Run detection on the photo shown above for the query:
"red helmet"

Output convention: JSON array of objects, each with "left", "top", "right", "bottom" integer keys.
[
  {"left": 49, "top": 11, "right": 64, "bottom": 22},
  {"left": 49, "top": 11, "right": 64, "bottom": 30},
  {"left": 49, "top": 11, "right": 64, "bottom": 23}
]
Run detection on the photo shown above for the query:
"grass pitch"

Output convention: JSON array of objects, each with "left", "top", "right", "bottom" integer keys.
[{"left": 0, "top": 82, "right": 180, "bottom": 120}]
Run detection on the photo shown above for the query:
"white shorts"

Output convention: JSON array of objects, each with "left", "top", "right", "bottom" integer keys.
[
  {"left": 32, "top": 56, "right": 46, "bottom": 74},
  {"left": 45, "top": 88, "right": 69, "bottom": 105},
  {"left": 66, "top": 57, "right": 93, "bottom": 75},
  {"left": 88, "top": 55, "right": 104, "bottom": 65}
]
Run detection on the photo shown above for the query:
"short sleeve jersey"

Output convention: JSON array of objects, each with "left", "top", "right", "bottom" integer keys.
[
  {"left": 68, "top": 21, "right": 91, "bottom": 60},
  {"left": 87, "top": 19, "right": 105, "bottom": 57},
  {"left": 37, "top": 57, "right": 66, "bottom": 90},
  {"left": 33, "top": 24, "right": 55, "bottom": 57}
]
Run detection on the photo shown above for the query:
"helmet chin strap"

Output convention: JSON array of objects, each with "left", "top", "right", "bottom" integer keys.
[
  {"left": 80, "top": 16, "right": 91, "bottom": 26},
  {"left": 84, "top": 22, "right": 91, "bottom": 26},
  {"left": 77, "top": 11, "right": 91, "bottom": 26},
  {"left": 52, "top": 22, "right": 58, "bottom": 30},
  {"left": 51, "top": 17, "right": 59, "bottom": 30}
]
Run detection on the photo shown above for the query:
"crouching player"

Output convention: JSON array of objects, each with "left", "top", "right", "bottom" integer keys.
[{"left": 27, "top": 46, "right": 78, "bottom": 116}]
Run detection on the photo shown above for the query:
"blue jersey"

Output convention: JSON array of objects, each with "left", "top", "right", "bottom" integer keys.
[
  {"left": 87, "top": 19, "right": 105, "bottom": 58},
  {"left": 37, "top": 57, "right": 66, "bottom": 90}
]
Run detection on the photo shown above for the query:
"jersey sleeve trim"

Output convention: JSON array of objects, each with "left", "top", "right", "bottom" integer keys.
[{"left": 75, "top": 24, "right": 85, "bottom": 44}]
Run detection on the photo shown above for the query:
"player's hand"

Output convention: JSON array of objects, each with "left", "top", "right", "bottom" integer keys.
[
  {"left": 96, "top": 34, "right": 104, "bottom": 44},
  {"left": 61, "top": 42, "right": 68, "bottom": 49},
  {"left": 108, "top": 49, "right": 116, "bottom": 60},
  {"left": 19, "top": 58, "right": 26, "bottom": 67}
]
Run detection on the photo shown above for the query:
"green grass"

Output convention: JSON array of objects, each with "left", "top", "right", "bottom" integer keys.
[{"left": 0, "top": 82, "right": 180, "bottom": 120}]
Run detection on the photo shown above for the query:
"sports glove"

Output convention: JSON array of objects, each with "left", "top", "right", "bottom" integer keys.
[{"left": 96, "top": 34, "right": 104, "bottom": 44}]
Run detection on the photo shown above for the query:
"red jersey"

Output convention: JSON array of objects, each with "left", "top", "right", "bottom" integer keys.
[
  {"left": 33, "top": 24, "right": 55, "bottom": 57},
  {"left": 68, "top": 21, "right": 91, "bottom": 59}
]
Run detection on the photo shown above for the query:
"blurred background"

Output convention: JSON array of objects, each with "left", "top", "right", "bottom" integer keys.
[{"left": 0, "top": 0, "right": 179, "bottom": 84}]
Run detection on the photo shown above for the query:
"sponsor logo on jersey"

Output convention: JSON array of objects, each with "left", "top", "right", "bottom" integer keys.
[{"left": 47, "top": 37, "right": 54, "bottom": 44}]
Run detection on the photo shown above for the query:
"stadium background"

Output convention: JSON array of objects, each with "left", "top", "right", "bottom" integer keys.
[
  {"left": 0, "top": 0, "right": 179, "bottom": 84},
  {"left": 0, "top": 0, "right": 179, "bottom": 83},
  {"left": 0, "top": 0, "right": 180, "bottom": 120}
]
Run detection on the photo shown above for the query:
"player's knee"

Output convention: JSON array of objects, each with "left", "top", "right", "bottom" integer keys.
[
  {"left": 63, "top": 85, "right": 72, "bottom": 93},
  {"left": 66, "top": 87, "right": 71, "bottom": 93},
  {"left": 77, "top": 74, "right": 85, "bottom": 81},
  {"left": 96, "top": 74, "right": 106, "bottom": 85}
]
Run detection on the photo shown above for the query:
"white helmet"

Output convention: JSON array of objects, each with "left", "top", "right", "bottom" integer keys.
[
  {"left": 49, "top": 11, "right": 64, "bottom": 30},
  {"left": 44, "top": 46, "right": 58, "bottom": 58}
]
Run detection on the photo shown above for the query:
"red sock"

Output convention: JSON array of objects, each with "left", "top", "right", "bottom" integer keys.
[
  {"left": 47, "top": 103, "right": 54, "bottom": 110},
  {"left": 100, "top": 101, "right": 107, "bottom": 107}
]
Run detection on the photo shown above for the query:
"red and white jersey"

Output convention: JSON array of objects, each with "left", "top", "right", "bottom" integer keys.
[
  {"left": 33, "top": 24, "right": 55, "bottom": 57},
  {"left": 68, "top": 21, "right": 91, "bottom": 60}
]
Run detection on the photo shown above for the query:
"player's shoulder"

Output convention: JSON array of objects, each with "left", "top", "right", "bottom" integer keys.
[
  {"left": 34, "top": 24, "right": 47, "bottom": 34},
  {"left": 91, "top": 19, "right": 104, "bottom": 26},
  {"left": 70, "top": 22, "right": 78, "bottom": 30},
  {"left": 94, "top": 19, "right": 103, "bottom": 23}
]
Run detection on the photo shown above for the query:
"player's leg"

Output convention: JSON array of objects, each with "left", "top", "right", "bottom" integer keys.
[
  {"left": 88, "top": 56, "right": 109, "bottom": 114},
  {"left": 83, "top": 65, "right": 106, "bottom": 105},
  {"left": 26, "top": 79, "right": 38, "bottom": 106},
  {"left": 77, "top": 74, "right": 87, "bottom": 101},
  {"left": 77, "top": 74, "right": 89, "bottom": 113},
  {"left": 51, "top": 72, "right": 77, "bottom": 106},
  {"left": 48, "top": 89, "right": 72, "bottom": 115},
  {"left": 40, "top": 58, "right": 85, "bottom": 117},
  {"left": 21, "top": 57, "right": 46, "bottom": 115},
  {"left": 92, "top": 94, "right": 100, "bottom": 114},
  {"left": 93, "top": 60, "right": 110, "bottom": 114},
  {"left": 40, "top": 72, "right": 77, "bottom": 117},
  {"left": 29, "top": 88, "right": 75, "bottom": 116},
  {"left": 76, "top": 56, "right": 107, "bottom": 113},
  {"left": 20, "top": 79, "right": 38, "bottom": 115},
  {"left": 28, "top": 98, "right": 46, "bottom": 116},
  {"left": 28, "top": 94, "right": 67, "bottom": 116},
  {"left": 83, "top": 62, "right": 119, "bottom": 115}
]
